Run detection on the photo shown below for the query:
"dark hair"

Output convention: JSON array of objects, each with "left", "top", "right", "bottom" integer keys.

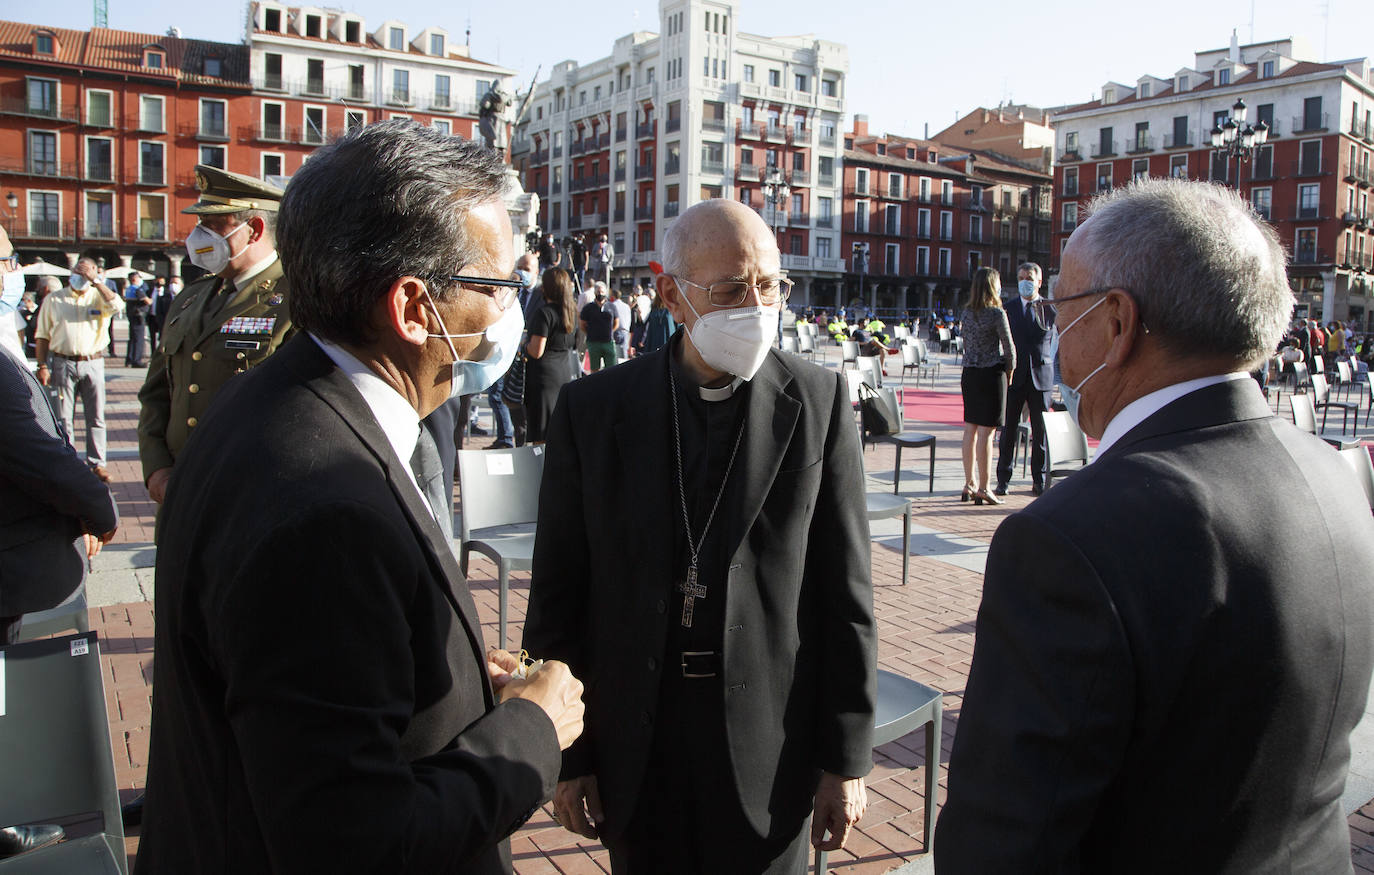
[
  {"left": 541, "top": 268, "right": 576, "bottom": 335},
  {"left": 279, "top": 119, "right": 509, "bottom": 345}
]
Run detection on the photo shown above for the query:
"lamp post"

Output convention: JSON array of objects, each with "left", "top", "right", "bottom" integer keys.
[
  {"left": 2, "top": 191, "right": 17, "bottom": 239},
  {"left": 851, "top": 241, "right": 869, "bottom": 313},
  {"left": 761, "top": 165, "right": 790, "bottom": 242},
  {"left": 1210, "top": 98, "right": 1269, "bottom": 193}
]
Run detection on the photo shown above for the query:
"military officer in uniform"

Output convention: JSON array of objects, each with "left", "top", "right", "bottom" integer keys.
[{"left": 137, "top": 166, "right": 292, "bottom": 506}]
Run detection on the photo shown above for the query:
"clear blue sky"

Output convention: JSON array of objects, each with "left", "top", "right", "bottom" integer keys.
[{"left": 21, "top": 0, "right": 1374, "bottom": 137}]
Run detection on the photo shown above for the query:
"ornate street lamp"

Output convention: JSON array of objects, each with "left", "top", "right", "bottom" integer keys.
[
  {"left": 1210, "top": 98, "right": 1269, "bottom": 190},
  {"left": 2, "top": 191, "right": 17, "bottom": 239},
  {"left": 761, "top": 166, "right": 790, "bottom": 241}
]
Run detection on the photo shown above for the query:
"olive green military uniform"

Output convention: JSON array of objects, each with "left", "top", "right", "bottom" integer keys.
[{"left": 137, "top": 164, "right": 292, "bottom": 484}]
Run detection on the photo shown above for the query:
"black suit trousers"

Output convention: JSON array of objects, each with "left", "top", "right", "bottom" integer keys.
[{"left": 997, "top": 372, "right": 1047, "bottom": 486}]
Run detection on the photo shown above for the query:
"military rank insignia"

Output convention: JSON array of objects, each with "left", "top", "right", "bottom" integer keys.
[{"left": 221, "top": 316, "right": 277, "bottom": 335}]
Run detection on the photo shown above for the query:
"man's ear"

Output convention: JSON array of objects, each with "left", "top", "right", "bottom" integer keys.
[
  {"left": 1103, "top": 288, "right": 1143, "bottom": 368},
  {"left": 245, "top": 215, "right": 268, "bottom": 244},
  {"left": 380, "top": 277, "right": 432, "bottom": 347},
  {"left": 657, "top": 273, "right": 687, "bottom": 323}
]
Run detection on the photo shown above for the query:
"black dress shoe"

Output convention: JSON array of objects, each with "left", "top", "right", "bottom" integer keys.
[
  {"left": 992, "top": 483, "right": 1008, "bottom": 497},
  {"left": 0, "top": 824, "right": 65, "bottom": 858},
  {"left": 468, "top": 424, "right": 490, "bottom": 436},
  {"left": 1031, "top": 483, "right": 1045, "bottom": 496},
  {"left": 121, "top": 794, "right": 145, "bottom": 828}
]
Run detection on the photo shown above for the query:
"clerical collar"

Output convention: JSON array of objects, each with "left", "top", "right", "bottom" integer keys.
[{"left": 698, "top": 377, "right": 744, "bottom": 402}]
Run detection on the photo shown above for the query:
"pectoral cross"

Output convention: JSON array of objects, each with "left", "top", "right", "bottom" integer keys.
[{"left": 678, "top": 565, "right": 707, "bottom": 628}]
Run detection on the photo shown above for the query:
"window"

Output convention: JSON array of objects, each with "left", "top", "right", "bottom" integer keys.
[
  {"left": 345, "top": 20, "right": 361, "bottom": 42},
  {"left": 433, "top": 119, "right": 451, "bottom": 136},
  {"left": 1097, "top": 164, "right": 1113, "bottom": 191},
  {"left": 1299, "top": 139, "right": 1322, "bottom": 175},
  {"left": 349, "top": 65, "right": 364, "bottom": 100},
  {"left": 35, "top": 32, "right": 54, "bottom": 54},
  {"left": 434, "top": 74, "right": 451, "bottom": 108},
  {"left": 140, "top": 141, "right": 164, "bottom": 184},
  {"left": 430, "top": 33, "right": 445, "bottom": 56},
  {"left": 918, "top": 177, "right": 930, "bottom": 201},
  {"left": 817, "top": 237, "right": 832, "bottom": 258},
  {"left": 639, "top": 228, "right": 653, "bottom": 251},
  {"left": 938, "top": 248, "right": 951, "bottom": 276},
  {"left": 1139, "top": 82, "right": 1151, "bottom": 98},
  {"left": 743, "top": 65, "right": 754, "bottom": 83},
  {"left": 916, "top": 246, "right": 929, "bottom": 274},
  {"left": 1065, "top": 131, "right": 1079, "bottom": 153},
  {"left": 306, "top": 58, "right": 324, "bottom": 94},
  {"left": 27, "top": 77, "right": 56, "bottom": 115},
  {"left": 28, "top": 131, "right": 56, "bottom": 175},
  {"left": 1063, "top": 166, "right": 1078, "bottom": 195},
  {"left": 204, "top": 56, "right": 222, "bottom": 77},
  {"left": 199, "top": 145, "right": 226, "bottom": 168},
  {"left": 389, "top": 26, "right": 404, "bottom": 51},
  {"left": 916, "top": 208, "right": 930, "bottom": 237},
  {"left": 1097, "top": 126, "right": 1114, "bottom": 156},
  {"left": 29, "top": 192, "right": 59, "bottom": 237},
  {"left": 818, "top": 196, "right": 833, "bottom": 223},
  {"left": 261, "top": 153, "right": 283, "bottom": 178},
  {"left": 700, "top": 141, "right": 723, "bottom": 173},
  {"left": 792, "top": 151, "right": 805, "bottom": 172},
  {"left": 854, "top": 199, "right": 869, "bottom": 232},
  {"left": 1262, "top": 60, "right": 1275, "bottom": 78},
  {"left": 144, "top": 49, "right": 164, "bottom": 69},
  {"left": 304, "top": 106, "right": 325, "bottom": 144},
  {"left": 1171, "top": 115, "right": 1188, "bottom": 147},
  {"left": 1302, "top": 96, "right": 1323, "bottom": 131},
  {"left": 1176, "top": 75, "right": 1188, "bottom": 91},
  {"left": 854, "top": 168, "right": 868, "bottom": 194},
  {"left": 345, "top": 109, "right": 365, "bottom": 131},
  {"left": 264, "top": 7, "right": 281, "bottom": 30},
  {"left": 790, "top": 235, "right": 804, "bottom": 256},
  {"left": 1132, "top": 158, "right": 1148, "bottom": 181},
  {"left": 1253, "top": 144, "right": 1273, "bottom": 179},
  {"left": 85, "top": 192, "right": 113, "bottom": 238},
  {"left": 200, "top": 99, "right": 227, "bottom": 137},
  {"left": 939, "top": 210, "right": 952, "bottom": 240},
  {"left": 393, "top": 70, "right": 410, "bottom": 104},
  {"left": 1170, "top": 154, "right": 1188, "bottom": 178},
  {"left": 818, "top": 155, "right": 834, "bottom": 183},
  {"left": 1211, "top": 151, "right": 1230, "bottom": 182},
  {"left": 768, "top": 69, "right": 780, "bottom": 87},
  {"left": 1133, "top": 121, "right": 1149, "bottom": 151},
  {"left": 1063, "top": 202, "right": 1078, "bottom": 231},
  {"left": 86, "top": 137, "right": 112, "bottom": 181},
  {"left": 138, "top": 193, "right": 165, "bottom": 240},
  {"left": 1218, "top": 68, "right": 1231, "bottom": 86},
  {"left": 940, "top": 180, "right": 952, "bottom": 204},
  {"left": 969, "top": 215, "right": 982, "bottom": 242},
  {"left": 885, "top": 243, "right": 899, "bottom": 274},
  {"left": 264, "top": 53, "right": 283, "bottom": 90},
  {"left": 262, "top": 102, "right": 284, "bottom": 139},
  {"left": 794, "top": 74, "right": 808, "bottom": 92},
  {"left": 1296, "top": 228, "right": 1317, "bottom": 262},
  {"left": 1251, "top": 187, "right": 1272, "bottom": 220},
  {"left": 305, "top": 14, "right": 321, "bottom": 37},
  {"left": 821, "top": 79, "right": 837, "bottom": 97},
  {"left": 1298, "top": 183, "right": 1320, "bottom": 218},
  {"left": 885, "top": 204, "right": 900, "bottom": 235},
  {"left": 86, "top": 90, "right": 112, "bottom": 127}
]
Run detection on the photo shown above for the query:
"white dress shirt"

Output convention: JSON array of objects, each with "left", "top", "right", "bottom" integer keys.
[{"left": 1093, "top": 372, "right": 1251, "bottom": 460}]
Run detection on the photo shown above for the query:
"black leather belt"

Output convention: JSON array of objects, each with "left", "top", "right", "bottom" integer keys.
[
  {"left": 52, "top": 352, "right": 100, "bottom": 361},
  {"left": 681, "top": 650, "right": 720, "bottom": 678}
]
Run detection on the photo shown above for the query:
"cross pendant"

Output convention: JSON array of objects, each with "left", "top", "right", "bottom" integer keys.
[{"left": 678, "top": 564, "right": 707, "bottom": 628}]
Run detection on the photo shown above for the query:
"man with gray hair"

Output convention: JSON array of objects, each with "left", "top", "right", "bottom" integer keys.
[
  {"left": 937, "top": 179, "right": 1374, "bottom": 872},
  {"left": 137, "top": 120, "right": 585, "bottom": 874}
]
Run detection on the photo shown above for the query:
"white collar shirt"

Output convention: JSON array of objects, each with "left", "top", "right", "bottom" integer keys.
[{"left": 1093, "top": 372, "right": 1251, "bottom": 460}]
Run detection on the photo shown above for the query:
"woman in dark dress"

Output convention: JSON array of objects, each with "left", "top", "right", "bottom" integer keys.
[
  {"left": 958, "top": 267, "right": 1015, "bottom": 506},
  {"left": 524, "top": 268, "right": 578, "bottom": 444}
]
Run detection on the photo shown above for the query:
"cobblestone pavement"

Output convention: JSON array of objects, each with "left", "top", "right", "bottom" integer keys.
[{"left": 57, "top": 325, "right": 1374, "bottom": 873}]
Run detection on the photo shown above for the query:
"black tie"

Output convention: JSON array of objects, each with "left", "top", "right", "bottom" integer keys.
[{"left": 410, "top": 426, "right": 454, "bottom": 545}]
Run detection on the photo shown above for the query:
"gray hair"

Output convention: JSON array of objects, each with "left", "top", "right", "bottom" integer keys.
[
  {"left": 1078, "top": 178, "right": 1291, "bottom": 367},
  {"left": 234, "top": 208, "right": 277, "bottom": 242},
  {"left": 278, "top": 119, "right": 510, "bottom": 345},
  {"left": 661, "top": 223, "right": 686, "bottom": 276},
  {"left": 1017, "top": 262, "right": 1041, "bottom": 283}
]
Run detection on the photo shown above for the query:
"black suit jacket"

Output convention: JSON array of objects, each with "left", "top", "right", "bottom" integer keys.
[
  {"left": 523, "top": 340, "right": 876, "bottom": 839},
  {"left": 0, "top": 345, "right": 117, "bottom": 616},
  {"left": 1006, "top": 295, "right": 1055, "bottom": 394},
  {"left": 937, "top": 378, "right": 1374, "bottom": 873},
  {"left": 136, "top": 335, "right": 560, "bottom": 874}
]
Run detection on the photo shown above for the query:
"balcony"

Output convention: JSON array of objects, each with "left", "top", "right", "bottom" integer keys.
[
  {"left": 664, "top": 158, "right": 680, "bottom": 176},
  {"left": 962, "top": 195, "right": 989, "bottom": 212},
  {"left": 1293, "top": 248, "right": 1328, "bottom": 265},
  {"left": 790, "top": 212, "right": 810, "bottom": 227},
  {"left": 701, "top": 159, "right": 724, "bottom": 175},
  {"left": 614, "top": 166, "right": 626, "bottom": 182},
  {"left": 569, "top": 140, "right": 586, "bottom": 156},
  {"left": 613, "top": 207, "right": 625, "bottom": 222},
  {"left": 179, "top": 121, "right": 229, "bottom": 142},
  {"left": 1293, "top": 204, "right": 1326, "bottom": 221},
  {"left": 634, "top": 205, "right": 654, "bottom": 221},
  {"left": 1096, "top": 177, "right": 1114, "bottom": 193},
  {"left": 664, "top": 202, "right": 680, "bottom": 218},
  {"left": 1292, "top": 113, "right": 1329, "bottom": 134},
  {"left": 937, "top": 230, "right": 954, "bottom": 242},
  {"left": 585, "top": 212, "right": 607, "bottom": 227},
  {"left": 387, "top": 88, "right": 410, "bottom": 106},
  {"left": 1163, "top": 132, "right": 1193, "bottom": 149},
  {"left": 552, "top": 145, "right": 562, "bottom": 158},
  {"left": 568, "top": 213, "right": 581, "bottom": 229},
  {"left": 1355, "top": 118, "right": 1373, "bottom": 140},
  {"left": 737, "top": 163, "right": 761, "bottom": 182},
  {"left": 634, "top": 162, "right": 655, "bottom": 179},
  {"left": 428, "top": 95, "right": 452, "bottom": 112},
  {"left": 138, "top": 219, "right": 168, "bottom": 241},
  {"left": 551, "top": 181, "right": 562, "bottom": 194},
  {"left": 787, "top": 127, "right": 811, "bottom": 144},
  {"left": 531, "top": 150, "right": 549, "bottom": 165},
  {"left": 1291, "top": 159, "right": 1331, "bottom": 178},
  {"left": 818, "top": 132, "right": 837, "bottom": 148},
  {"left": 615, "top": 127, "right": 627, "bottom": 141},
  {"left": 239, "top": 123, "right": 287, "bottom": 143},
  {"left": 24, "top": 218, "right": 66, "bottom": 239},
  {"left": 0, "top": 156, "right": 79, "bottom": 180},
  {"left": 815, "top": 215, "right": 834, "bottom": 228},
  {"left": 736, "top": 120, "right": 763, "bottom": 140},
  {"left": 1062, "top": 182, "right": 1079, "bottom": 197},
  {"left": 790, "top": 170, "right": 810, "bottom": 186},
  {"left": 1058, "top": 147, "right": 1082, "bottom": 163},
  {"left": 914, "top": 225, "right": 932, "bottom": 240},
  {"left": 85, "top": 162, "right": 113, "bottom": 182},
  {"left": 764, "top": 124, "right": 787, "bottom": 142},
  {"left": 1062, "top": 222, "right": 1078, "bottom": 234},
  {"left": 598, "top": 132, "right": 611, "bottom": 149},
  {"left": 844, "top": 184, "right": 871, "bottom": 198},
  {"left": 1089, "top": 140, "right": 1118, "bottom": 159},
  {"left": 818, "top": 172, "right": 835, "bottom": 188},
  {"left": 1125, "top": 134, "right": 1155, "bottom": 154},
  {"left": 1249, "top": 159, "right": 1277, "bottom": 181},
  {"left": 636, "top": 120, "right": 656, "bottom": 139},
  {"left": 0, "top": 96, "right": 79, "bottom": 123},
  {"left": 701, "top": 117, "right": 724, "bottom": 133},
  {"left": 964, "top": 232, "right": 986, "bottom": 245}
]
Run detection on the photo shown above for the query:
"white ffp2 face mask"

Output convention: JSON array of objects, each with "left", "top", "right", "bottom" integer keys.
[
  {"left": 1055, "top": 295, "right": 1108, "bottom": 430},
  {"left": 678, "top": 283, "right": 779, "bottom": 381},
  {"left": 185, "top": 221, "right": 250, "bottom": 275},
  {"left": 422, "top": 287, "right": 524, "bottom": 398}
]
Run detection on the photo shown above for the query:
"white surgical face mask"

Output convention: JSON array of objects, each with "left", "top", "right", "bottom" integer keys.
[
  {"left": 1055, "top": 295, "right": 1108, "bottom": 429},
  {"left": 185, "top": 221, "right": 250, "bottom": 275},
  {"left": 677, "top": 282, "right": 779, "bottom": 381},
  {"left": 422, "top": 286, "right": 524, "bottom": 398},
  {"left": 69, "top": 273, "right": 90, "bottom": 291},
  {"left": 1018, "top": 279, "right": 1037, "bottom": 299},
  {"left": 1, "top": 271, "right": 23, "bottom": 313}
]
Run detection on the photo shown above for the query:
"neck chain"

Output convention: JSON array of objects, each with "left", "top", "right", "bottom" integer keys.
[{"left": 668, "top": 366, "right": 746, "bottom": 628}]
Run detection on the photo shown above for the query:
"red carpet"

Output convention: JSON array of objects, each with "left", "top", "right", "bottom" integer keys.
[{"left": 894, "top": 386, "right": 966, "bottom": 427}]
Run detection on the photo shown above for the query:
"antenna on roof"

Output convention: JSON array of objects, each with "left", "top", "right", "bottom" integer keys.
[
  {"left": 93, "top": 0, "right": 107, "bottom": 28},
  {"left": 466, "top": 15, "right": 471, "bottom": 48},
  {"left": 1318, "top": 0, "right": 1330, "bottom": 61}
]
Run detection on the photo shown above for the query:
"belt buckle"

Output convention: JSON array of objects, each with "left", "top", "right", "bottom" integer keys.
[{"left": 681, "top": 650, "right": 717, "bottom": 679}]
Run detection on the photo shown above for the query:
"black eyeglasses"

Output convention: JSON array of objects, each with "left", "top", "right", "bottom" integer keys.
[
  {"left": 1029, "top": 286, "right": 1124, "bottom": 314},
  {"left": 449, "top": 274, "right": 524, "bottom": 310}
]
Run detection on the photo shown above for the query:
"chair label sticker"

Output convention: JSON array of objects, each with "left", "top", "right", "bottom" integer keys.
[
  {"left": 485, "top": 455, "right": 514, "bottom": 476},
  {"left": 532, "top": 446, "right": 543, "bottom": 456},
  {"left": 70, "top": 638, "right": 89, "bottom": 657}
]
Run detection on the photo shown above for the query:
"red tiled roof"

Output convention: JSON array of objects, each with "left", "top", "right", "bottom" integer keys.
[
  {"left": 0, "top": 18, "right": 249, "bottom": 87},
  {"left": 1052, "top": 59, "right": 1348, "bottom": 116}
]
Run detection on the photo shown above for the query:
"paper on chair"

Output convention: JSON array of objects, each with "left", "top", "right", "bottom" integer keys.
[{"left": 485, "top": 454, "right": 514, "bottom": 476}]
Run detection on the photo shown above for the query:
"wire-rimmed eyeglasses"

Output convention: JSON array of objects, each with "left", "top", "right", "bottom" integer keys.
[
  {"left": 667, "top": 275, "right": 794, "bottom": 307},
  {"left": 449, "top": 274, "right": 525, "bottom": 311}
]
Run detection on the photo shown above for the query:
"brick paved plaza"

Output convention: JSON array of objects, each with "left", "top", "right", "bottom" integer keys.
[{"left": 62, "top": 329, "right": 1374, "bottom": 872}]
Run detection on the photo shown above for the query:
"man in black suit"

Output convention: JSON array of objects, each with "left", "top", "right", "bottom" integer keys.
[
  {"left": 524, "top": 199, "right": 876, "bottom": 873},
  {"left": 937, "top": 179, "right": 1374, "bottom": 873},
  {"left": 994, "top": 261, "right": 1056, "bottom": 496},
  {"left": 136, "top": 121, "right": 585, "bottom": 874},
  {"left": 0, "top": 225, "right": 118, "bottom": 646}
]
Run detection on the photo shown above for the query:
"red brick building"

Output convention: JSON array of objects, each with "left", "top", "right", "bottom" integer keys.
[
  {"left": 840, "top": 115, "right": 1052, "bottom": 316},
  {"left": 0, "top": 19, "right": 254, "bottom": 275}
]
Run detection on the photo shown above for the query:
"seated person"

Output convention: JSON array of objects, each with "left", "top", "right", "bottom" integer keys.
[{"left": 852, "top": 328, "right": 888, "bottom": 372}]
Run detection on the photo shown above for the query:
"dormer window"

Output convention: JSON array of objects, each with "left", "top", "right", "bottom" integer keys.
[
  {"left": 305, "top": 14, "right": 322, "bottom": 38},
  {"left": 1262, "top": 60, "right": 1275, "bottom": 78},
  {"left": 144, "top": 47, "right": 165, "bottom": 69},
  {"left": 388, "top": 26, "right": 404, "bottom": 51},
  {"left": 345, "top": 20, "right": 361, "bottom": 42},
  {"left": 1139, "top": 83, "right": 1151, "bottom": 98},
  {"left": 1104, "top": 87, "right": 1116, "bottom": 103},
  {"left": 34, "top": 31, "right": 54, "bottom": 55},
  {"left": 1218, "top": 68, "right": 1231, "bottom": 86},
  {"left": 1177, "top": 75, "right": 1188, "bottom": 91},
  {"left": 430, "top": 33, "right": 444, "bottom": 56},
  {"left": 204, "top": 56, "right": 221, "bottom": 77},
  {"left": 264, "top": 7, "right": 281, "bottom": 31}
]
